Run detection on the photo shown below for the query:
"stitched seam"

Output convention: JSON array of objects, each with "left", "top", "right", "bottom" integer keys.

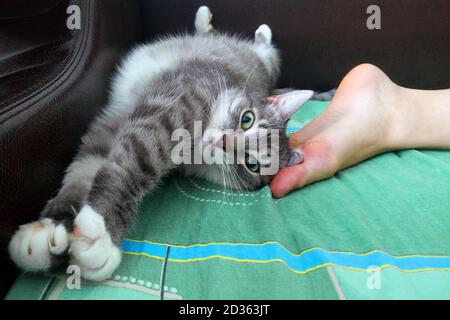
[
  {"left": 0, "top": 38, "right": 74, "bottom": 111},
  {"left": 0, "top": 0, "right": 90, "bottom": 112},
  {"left": 0, "top": 2, "right": 82, "bottom": 112},
  {"left": 0, "top": 0, "right": 93, "bottom": 126}
]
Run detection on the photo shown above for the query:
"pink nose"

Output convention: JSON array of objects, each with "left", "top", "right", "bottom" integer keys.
[{"left": 213, "top": 134, "right": 227, "bottom": 151}]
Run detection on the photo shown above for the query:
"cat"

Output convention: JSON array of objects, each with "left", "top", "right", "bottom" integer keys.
[{"left": 9, "top": 6, "right": 314, "bottom": 281}]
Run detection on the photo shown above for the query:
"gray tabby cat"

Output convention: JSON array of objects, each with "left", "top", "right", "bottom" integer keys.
[{"left": 9, "top": 6, "right": 313, "bottom": 281}]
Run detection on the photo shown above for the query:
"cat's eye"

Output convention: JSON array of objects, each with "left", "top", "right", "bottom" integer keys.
[
  {"left": 240, "top": 111, "right": 255, "bottom": 130},
  {"left": 245, "top": 155, "right": 260, "bottom": 174}
]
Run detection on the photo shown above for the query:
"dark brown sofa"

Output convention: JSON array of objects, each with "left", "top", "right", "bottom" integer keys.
[{"left": 0, "top": 0, "right": 448, "bottom": 296}]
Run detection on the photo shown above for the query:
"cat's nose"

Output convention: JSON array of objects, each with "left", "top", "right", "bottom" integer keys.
[{"left": 212, "top": 134, "right": 228, "bottom": 151}]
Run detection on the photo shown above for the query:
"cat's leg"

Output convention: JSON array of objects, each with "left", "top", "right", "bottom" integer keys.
[
  {"left": 68, "top": 120, "right": 175, "bottom": 281},
  {"left": 195, "top": 6, "right": 214, "bottom": 35},
  {"left": 253, "top": 24, "right": 280, "bottom": 87},
  {"left": 255, "top": 24, "right": 272, "bottom": 45},
  {"left": 9, "top": 117, "right": 118, "bottom": 272}
]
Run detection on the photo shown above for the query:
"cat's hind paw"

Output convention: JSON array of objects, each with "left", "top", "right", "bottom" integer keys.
[
  {"left": 69, "top": 205, "right": 121, "bottom": 281},
  {"left": 9, "top": 218, "right": 69, "bottom": 272},
  {"left": 195, "top": 6, "right": 213, "bottom": 35},
  {"left": 255, "top": 24, "right": 272, "bottom": 45}
]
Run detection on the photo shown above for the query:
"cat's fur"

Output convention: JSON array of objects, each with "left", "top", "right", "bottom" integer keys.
[{"left": 9, "top": 7, "right": 313, "bottom": 281}]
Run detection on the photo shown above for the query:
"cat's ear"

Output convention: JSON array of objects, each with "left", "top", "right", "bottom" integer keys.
[{"left": 267, "top": 90, "right": 314, "bottom": 121}]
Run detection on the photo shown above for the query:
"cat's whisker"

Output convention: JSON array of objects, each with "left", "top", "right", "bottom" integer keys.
[
  {"left": 221, "top": 163, "right": 232, "bottom": 202},
  {"left": 222, "top": 162, "right": 235, "bottom": 202},
  {"left": 227, "top": 164, "right": 238, "bottom": 200},
  {"left": 220, "top": 165, "right": 229, "bottom": 204},
  {"left": 225, "top": 161, "right": 248, "bottom": 203},
  {"left": 230, "top": 164, "right": 249, "bottom": 196}
]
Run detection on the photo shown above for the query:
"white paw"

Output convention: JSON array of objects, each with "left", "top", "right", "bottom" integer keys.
[
  {"left": 195, "top": 6, "right": 213, "bottom": 34},
  {"left": 69, "top": 205, "right": 121, "bottom": 281},
  {"left": 9, "top": 218, "right": 69, "bottom": 272},
  {"left": 255, "top": 24, "right": 272, "bottom": 45}
]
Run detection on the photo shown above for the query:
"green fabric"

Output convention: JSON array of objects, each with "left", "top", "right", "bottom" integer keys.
[
  {"left": 6, "top": 101, "right": 450, "bottom": 300},
  {"left": 333, "top": 267, "right": 450, "bottom": 300}
]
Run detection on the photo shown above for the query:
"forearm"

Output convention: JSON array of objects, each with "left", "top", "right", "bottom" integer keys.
[{"left": 389, "top": 87, "right": 450, "bottom": 150}]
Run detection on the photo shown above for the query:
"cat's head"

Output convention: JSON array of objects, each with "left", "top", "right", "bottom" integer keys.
[{"left": 198, "top": 89, "right": 313, "bottom": 190}]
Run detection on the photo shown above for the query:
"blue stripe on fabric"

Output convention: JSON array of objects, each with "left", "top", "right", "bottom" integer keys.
[{"left": 122, "top": 240, "right": 450, "bottom": 273}]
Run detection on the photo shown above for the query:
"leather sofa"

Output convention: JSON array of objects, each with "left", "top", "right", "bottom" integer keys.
[
  {"left": 0, "top": 0, "right": 142, "bottom": 296},
  {"left": 0, "top": 0, "right": 448, "bottom": 296}
]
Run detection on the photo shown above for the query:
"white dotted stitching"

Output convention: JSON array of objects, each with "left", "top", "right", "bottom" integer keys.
[
  {"left": 188, "top": 178, "right": 263, "bottom": 197},
  {"left": 175, "top": 180, "right": 272, "bottom": 206},
  {"left": 112, "top": 274, "right": 177, "bottom": 294}
]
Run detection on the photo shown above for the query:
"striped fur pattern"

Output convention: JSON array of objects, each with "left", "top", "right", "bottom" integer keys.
[{"left": 9, "top": 7, "right": 312, "bottom": 280}]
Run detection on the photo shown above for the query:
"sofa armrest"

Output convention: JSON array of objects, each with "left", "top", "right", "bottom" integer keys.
[{"left": 0, "top": 0, "right": 142, "bottom": 296}]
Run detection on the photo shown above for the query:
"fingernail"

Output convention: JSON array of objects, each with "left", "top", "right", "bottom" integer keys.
[{"left": 289, "top": 149, "right": 303, "bottom": 166}]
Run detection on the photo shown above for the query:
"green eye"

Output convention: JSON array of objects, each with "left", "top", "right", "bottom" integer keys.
[
  {"left": 245, "top": 155, "right": 260, "bottom": 173},
  {"left": 240, "top": 111, "right": 255, "bottom": 130}
]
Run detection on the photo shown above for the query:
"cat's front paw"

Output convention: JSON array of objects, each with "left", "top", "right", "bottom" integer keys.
[
  {"left": 69, "top": 205, "right": 121, "bottom": 281},
  {"left": 9, "top": 218, "right": 69, "bottom": 271}
]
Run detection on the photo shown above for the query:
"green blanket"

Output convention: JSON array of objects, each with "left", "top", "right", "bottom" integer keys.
[{"left": 6, "top": 101, "right": 450, "bottom": 300}]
